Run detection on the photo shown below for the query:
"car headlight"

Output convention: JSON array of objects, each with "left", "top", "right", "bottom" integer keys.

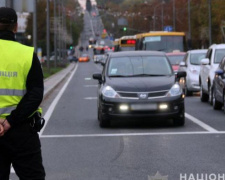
[
  {"left": 102, "top": 86, "right": 120, "bottom": 98},
  {"left": 166, "top": 83, "right": 182, "bottom": 97}
]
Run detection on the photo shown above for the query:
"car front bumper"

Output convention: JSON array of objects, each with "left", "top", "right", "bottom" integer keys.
[{"left": 99, "top": 95, "right": 184, "bottom": 120}]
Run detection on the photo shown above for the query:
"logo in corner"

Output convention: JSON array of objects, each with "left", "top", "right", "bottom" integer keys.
[{"left": 148, "top": 171, "right": 168, "bottom": 180}]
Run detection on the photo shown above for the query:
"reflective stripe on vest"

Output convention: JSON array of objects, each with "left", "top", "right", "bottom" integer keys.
[
  {"left": 0, "top": 106, "right": 16, "bottom": 115},
  {"left": 0, "top": 39, "right": 42, "bottom": 119},
  {"left": 0, "top": 89, "right": 26, "bottom": 96}
]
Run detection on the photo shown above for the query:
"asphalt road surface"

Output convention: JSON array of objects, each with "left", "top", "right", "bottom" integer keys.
[{"left": 10, "top": 10, "right": 225, "bottom": 180}]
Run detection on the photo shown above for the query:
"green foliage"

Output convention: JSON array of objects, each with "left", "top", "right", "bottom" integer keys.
[
  {"left": 25, "top": 0, "right": 83, "bottom": 55},
  {"left": 98, "top": 0, "right": 225, "bottom": 48}
]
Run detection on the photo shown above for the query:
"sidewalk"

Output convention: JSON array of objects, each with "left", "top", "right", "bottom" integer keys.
[{"left": 43, "top": 63, "right": 76, "bottom": 98}]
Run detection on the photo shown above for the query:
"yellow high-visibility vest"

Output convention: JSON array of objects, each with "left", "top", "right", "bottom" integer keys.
[{"left": 0, "top": 39, "right": 42, "bottom": 119}]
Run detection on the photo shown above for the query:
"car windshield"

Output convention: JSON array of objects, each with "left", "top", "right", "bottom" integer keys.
[
  {"left": 144, "top": 36, "right": 184, "bottom": 52},
  {"left": 190, "top": 53, "right": 206, "bottom": 65},
  {"left": 108, "top": 56, "right": 172, "bottom": 77},
  {"left": 214, "top": 49, "right": 225, "bottom": 63},
  {"left": 167, "top": 55, "right": 185, "bottom": 65}
]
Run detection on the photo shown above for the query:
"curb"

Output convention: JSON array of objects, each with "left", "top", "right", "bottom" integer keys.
[{"left": 43, "top": 63, "right": 76, "bottom": 99}]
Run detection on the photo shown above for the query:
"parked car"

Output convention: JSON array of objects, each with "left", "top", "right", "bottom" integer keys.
[
  {"left": 92, "top": 51, "right": 186, "bottom": 127},
  {"left": 79, "top": 54, "right": 90, "bottom": 62},
  {"left": 166, "top": 52, "right": 186, "bottom": 73},
  {"left": 199, "top": 44, "right": 225, "bottom": 104},
  {"left": 212, "top": 57, "right": 225, "bottom": 112},
  {"left": 179, "top": 49, "right": 207, "bottom": 96}
]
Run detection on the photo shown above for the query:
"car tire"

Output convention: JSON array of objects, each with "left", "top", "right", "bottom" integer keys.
[
  {"left": 200, "top": 84, "right": 208, "bottom": 102},
  {"left": 209, "top": 85, "right": 213, "bottom": 105},
  {"left": 185, "top": 84, "right": 192, "bottom": 96},
  {"left": 223, "top": 93, "right": 225, "bottom": 114},
  {"left": 98, "top": 108, "right": 110, "bottom": 128},
  {"left": 173, "top": 111, "right": 185, "bottom": 126},
  {"left": 213, "top": 90, "right": 222, "bottom": 110}
]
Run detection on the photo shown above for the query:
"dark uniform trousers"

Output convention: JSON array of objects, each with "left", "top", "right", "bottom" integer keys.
[{"left": 0, "top": 122, "right": 45, "bottom": 180}]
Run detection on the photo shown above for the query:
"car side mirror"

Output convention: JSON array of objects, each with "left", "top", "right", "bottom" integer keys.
[
  {"left": 176, "top": 71, "right": 186, "bottom": 78},
  {"left": 93, "top": 73, "right": 102, "bottom": 83},
  {"left": 215, "top": 69, "right": 224, "bottom": 78},
  {"left": 201, "top": 58, "right": 209, "bottom": 65},
  {"left": 179, "top": 61, "right": 186, "bottom": 67}
]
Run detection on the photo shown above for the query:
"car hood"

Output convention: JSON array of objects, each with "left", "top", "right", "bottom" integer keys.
[
  {"left": 189, "top": 65, "right": 201, "bottom": 74},
  {"left": 106, "top": 76, "right": 175, "bottom": 92}
]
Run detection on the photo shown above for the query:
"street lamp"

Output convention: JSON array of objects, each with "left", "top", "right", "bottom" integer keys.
[
  {"left": 161, "top": 0, "right": 165, "bottom": 31},
  {"left": 208, "top": 0, "right": 212, "bottom": 45},
  {"left": 188, "top": 0, "right": 191, "bottom": 49},
  {"left": 153, "top": 0, "right": 165, "bottom": 31}
]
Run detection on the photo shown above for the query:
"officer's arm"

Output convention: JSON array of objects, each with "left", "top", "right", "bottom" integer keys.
[{"left": 6, "top": 53, "right": 44, "bottom": 127}]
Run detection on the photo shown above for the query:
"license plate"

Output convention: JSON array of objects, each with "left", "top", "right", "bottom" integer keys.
[{"left": 131, "top": 104, "right": 157, "bottom": 111}]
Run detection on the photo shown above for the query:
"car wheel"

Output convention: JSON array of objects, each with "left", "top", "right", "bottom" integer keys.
[
  {"left": 200, "top": 84, "right": 208, "bottom": 102},
  {"left": 209, "top": 85, "right": 213, "bottom": 105},
  {"left": 185, "top": 84, "right": 192, "bottom": 96},
  {"left": 173, "top": 110, "right": 185, "bottom": 126},
  {"left": 212, "top": 91, "right": 222, "bottom": 110},
  {"left": 98, "top": 108, "right": 110, "bottom": 128},
  {"left": 223, "top": 93, "right": 225, "bottom": 114}
]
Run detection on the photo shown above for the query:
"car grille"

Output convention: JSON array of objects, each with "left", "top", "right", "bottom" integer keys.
[{"left": 117, "top": 90, "right": 168, "bottom": 99}]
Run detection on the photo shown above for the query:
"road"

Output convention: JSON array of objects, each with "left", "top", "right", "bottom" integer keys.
[
  {"left": 40, "top": 59, "right": 225, "bottom": 180},
  {"left": 10, "top": 10, "right": 225, "bottom": 180}
]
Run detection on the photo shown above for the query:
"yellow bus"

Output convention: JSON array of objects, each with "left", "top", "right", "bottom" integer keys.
[
  {"left": 135, "top": 31, "right": 187, "bottom": 52},
  {"left": 114, "top": 35, "right": 136, "bottom": 52}
]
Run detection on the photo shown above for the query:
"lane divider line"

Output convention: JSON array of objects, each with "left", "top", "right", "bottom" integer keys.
[
  {"left": 185, "top": 113, "right": 218, "bottom": 132},
  {"left": 40, "top": 64, "right": 79, "bottom": 136},
  {"left": 84, "top": 85, "right": 98, "bottom": 87},
  {"left": 84, "top": 97, "right": 97, "bottom": 100},
  {"left": 40, "top": 131, "right": 224, "bottom": 139}
]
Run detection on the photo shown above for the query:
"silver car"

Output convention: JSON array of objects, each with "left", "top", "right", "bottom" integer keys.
[{"left": 179, "top": 49, "right": 207, "bottom": 96}]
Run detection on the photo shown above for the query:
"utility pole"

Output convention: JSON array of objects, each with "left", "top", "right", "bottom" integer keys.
[
  {"left": 173, "top": 0, "right": 176, "bottom": 31},
  {"left": 54, "top": 0, "right": 57, "bottom": 67},
  {"left": 33, "top": 0, "right": 37, "bottom": 52},
  {"left": 161, "top": 1, "right": 164, "bottom": 31},
  {"left": 208, "top": 0, "right": 212, "bottom": 46},
  {"left": 6, "top": 0, "right": 13, "bottom": 8},
  {"left": 46, "top": 0, "right": 50, "bottom": 71},
  {"left": 188, "top": 0, "right": 191, "bottom": 49}
]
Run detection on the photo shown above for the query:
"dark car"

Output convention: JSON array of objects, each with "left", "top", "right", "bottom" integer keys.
[
  {"left": 92, "top": 51, "right": 186, "bottom": 127},
  {"left": 212, "top": 57, "right": 225, "bottom": 112}
]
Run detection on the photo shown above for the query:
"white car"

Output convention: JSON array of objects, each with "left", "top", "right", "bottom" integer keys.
[
  {"left": 179, "top": 49, "right": 207, "bottom": 96},
  {"left": 199, "top": 44, "right": 225, "bottom": 103}
]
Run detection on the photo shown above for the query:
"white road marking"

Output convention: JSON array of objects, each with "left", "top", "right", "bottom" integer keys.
[
  {"left": 84, "top": 97, "right": 97, "bottom": 100},
  {"left": 40, "top": 131, "right": 225, "bottom": 139},
  {"left": 85, "top": 77, "right": 92, "bottom": 80},
  {"left": 84, "top": 85, "right": 98, "bottom": 87},
  {"left": 11, "top": 166, "right": 15, "bottom": 173},
  {"left": 185, "top": 113, "right": 218, "bottom": 132},
  {"left": 39, "top": 64, "right": 79, "bottom": 136}
]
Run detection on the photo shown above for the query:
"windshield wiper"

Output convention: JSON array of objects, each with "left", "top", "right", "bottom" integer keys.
[
  {"left": 109, "top": 75, "right": 129, "bottom": 77},
  {"left": 131, "top": 74, "right": 167, "bottom": 77}
]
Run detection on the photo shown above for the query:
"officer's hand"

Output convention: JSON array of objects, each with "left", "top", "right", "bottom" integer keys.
[
  {"left": 0, "top": 124, "right": 4, "bottom": 137},
  {"left": 2, "top": 120, "right": 11, "bottom": 133}
]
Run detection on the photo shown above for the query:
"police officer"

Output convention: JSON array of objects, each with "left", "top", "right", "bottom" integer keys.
[{"left": 0, "top": 7, "right": 45, "bottom": 180}]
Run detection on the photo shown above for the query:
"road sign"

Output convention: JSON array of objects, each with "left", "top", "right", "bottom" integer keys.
[{"left": 164, "top": 26, "right": 173, "bottom": 32}]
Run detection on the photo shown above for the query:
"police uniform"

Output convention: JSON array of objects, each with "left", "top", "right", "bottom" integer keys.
[{"left": 0, "top": 7, "right": 45, "bottom": 180}]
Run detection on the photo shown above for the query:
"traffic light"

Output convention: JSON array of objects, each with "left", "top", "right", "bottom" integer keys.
[
  {"left": 70, "top": 45, "right": 73, "bottom": 50},
  {"left": 123, "top": 27, "right": 127, "bottom": 31}
]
